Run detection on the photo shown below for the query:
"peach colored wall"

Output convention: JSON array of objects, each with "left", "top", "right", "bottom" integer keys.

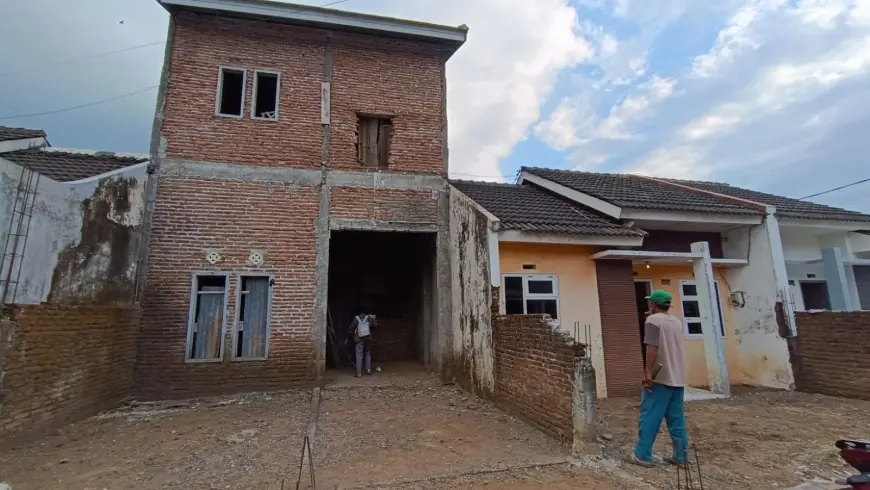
[
  {"left": 498, "top": 242, "right": 609, "bottom": 397},
  {"left": 633, "top": 264, "right": 743, "bottom": 387}
]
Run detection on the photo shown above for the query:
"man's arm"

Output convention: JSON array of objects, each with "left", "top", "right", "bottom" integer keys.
[
  {"left": 346, "top": 318, "right": 358, "bottom": 342},
  {"left": 643, "top": 321, "right": 661, "bottom": 388}
]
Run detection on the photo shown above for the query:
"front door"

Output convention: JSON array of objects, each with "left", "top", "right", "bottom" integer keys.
[{"left": 634, "top": 280, "right": 651, "bottom": 364}]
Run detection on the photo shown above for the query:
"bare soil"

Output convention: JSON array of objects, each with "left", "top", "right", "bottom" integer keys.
[{"left": 1, "top": 367, "right": 867, "bottom": 490}]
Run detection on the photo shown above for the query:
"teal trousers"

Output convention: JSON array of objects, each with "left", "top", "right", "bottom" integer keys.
[{"left": 634, "top": 383, "right": 689, "bottom": 464}]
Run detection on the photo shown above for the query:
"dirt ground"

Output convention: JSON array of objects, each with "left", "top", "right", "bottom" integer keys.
[{"left": 1, "top": 366, "right": 867, "bottom": 489}]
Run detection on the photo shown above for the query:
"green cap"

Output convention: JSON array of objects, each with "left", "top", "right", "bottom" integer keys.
[{"left": 646, "top": 290, "right": 673, "bottom": 307}]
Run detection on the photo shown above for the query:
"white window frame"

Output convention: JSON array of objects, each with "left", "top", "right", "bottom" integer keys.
[
  {"left": 250, "top": 70, "right": 281, "bottom": 121},
  {"left": 232, "top": 273, "right": 274, "bottom": 361},
  {"left": 678, "top": 279, "right": 725, "bottom": 339},
  {"left": 503, "top": 274, "right": 560, "bottom": 324},
  {"left": 215, "top": 66, "right": 246, "bottom": 118},
  {"left": 185, "top": 271, "right": 230, "bottom": 363}
]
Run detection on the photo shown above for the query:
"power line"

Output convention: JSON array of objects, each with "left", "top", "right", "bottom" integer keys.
[
  {"left": 799, "top": 178, "right": 870, "bottom": 200},
  {"left": 0, "top": 85, "right": 158, "bottom": 120},
  {"left": 0, "top": 0, "right": 352, "bottom": 78},
  {"left": 0, "top": 41, "right": 166, "bottom": 78}
]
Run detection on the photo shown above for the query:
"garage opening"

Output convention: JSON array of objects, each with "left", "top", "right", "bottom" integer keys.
[{"left": 326, "top": 231, "right": 437, "bottom": 375}]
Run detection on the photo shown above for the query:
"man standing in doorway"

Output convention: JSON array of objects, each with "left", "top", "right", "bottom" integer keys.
[
  {"left": 347, "top": 308, "right": 376, "bottom": 378},
  {"left": 632, "top": 290, "right": 689, "bottom": 467}
]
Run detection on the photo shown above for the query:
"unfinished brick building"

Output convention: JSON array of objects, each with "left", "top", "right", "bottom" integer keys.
[{"left": 137, "top": 0, "right": 467, "bottom": 398}]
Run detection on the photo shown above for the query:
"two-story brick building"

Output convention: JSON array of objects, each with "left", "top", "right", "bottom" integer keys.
[{"left": 136, "top": 0, "right": 467, "bottom": 398}]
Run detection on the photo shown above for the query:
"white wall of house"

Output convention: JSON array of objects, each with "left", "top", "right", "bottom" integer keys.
[
  {"left": 781, "top": 227, "right": 869, "bottom": 311},
  {"left": 0, "top": 158, "right": 148, "bottom": 305},
  {"left": 721, "top": 223, "right": 794, "bottom": 389}
]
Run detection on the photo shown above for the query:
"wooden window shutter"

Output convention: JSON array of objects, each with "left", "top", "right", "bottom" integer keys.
[{"left": 378, "top": 122, "right": 392, "bottom": 168}]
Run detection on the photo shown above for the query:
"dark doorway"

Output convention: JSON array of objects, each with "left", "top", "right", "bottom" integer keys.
[
  {"left": 326, "top": 231, "right": 436, "bottom": 371},
  {"left": 634, "top": 280, "right": 652, "bottom": 364},
  {"left": 855, "top": 265, "right": 870, "bottom": 310},
  {"left": 800, "top": 281, "right": 831, "bottom": 310}
]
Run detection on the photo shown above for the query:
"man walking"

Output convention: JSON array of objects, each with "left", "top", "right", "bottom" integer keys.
[
  {"left": 633, "top": 290, "right": 689, "bottom": 467},
  {"left": 347, "top": 309, "right": 375, "bottom": 378}
]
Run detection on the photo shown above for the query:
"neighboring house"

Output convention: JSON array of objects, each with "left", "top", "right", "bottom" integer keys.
[
  {"left": 0, "top": 126, "right": 48, "bottom": 154},
  {"left": 668, "top": 179, "right": 870, "bottom": 312},
  {"left": 0, "top": 144, "right": 149, "bottom": 306},
  {"left": 139, "top": 0, "right": 467, "bottom": 399},
  {"left": 454, "top": 168, "right": 796, "bottom": 398}
]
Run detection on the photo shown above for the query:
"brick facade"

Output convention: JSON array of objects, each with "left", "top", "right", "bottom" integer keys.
[
  {"left": 596, "top": 260, "right": 644, "bottom": 397},
  {"left": 140, "top": 9, "right": 449, "bottom": 398},
  {"left": 793, "top": 311, "right": 870, "bottom": 400},
  {"left": 0, "top": 306, "right": 139, "bottom": 444},
  {"left": 493, "top": 314, "right": 585, "bottom": 441}
]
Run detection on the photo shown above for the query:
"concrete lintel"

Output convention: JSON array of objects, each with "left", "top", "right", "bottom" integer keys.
[
  {"left": 160, "top": 159, "right": 322, "bottom": 185},
  {"left": 327, "top": 171, "right": 445, "bottom": 191},
  {"left": 591, "top": 250, "right": 700, "bottom": 260},
  {"left": 329, "top": 219, "right": 438, "bottom": 233}
]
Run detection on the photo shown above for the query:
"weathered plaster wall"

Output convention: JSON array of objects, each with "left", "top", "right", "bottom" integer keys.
[
  {"left": 449, "top": 189, "right": 495, "bottom": 397},
  {"left": 633, "top": 264, "right": 743, "bottom": 387},
  {"left": 723, "top": 225, "right": 794, "bottom": 388},
  {"left": 0, "top": 159, "right": 148, "bottom": 306},
  {"left": 497, "top": 242, "right": 608, "bottom": 398}
]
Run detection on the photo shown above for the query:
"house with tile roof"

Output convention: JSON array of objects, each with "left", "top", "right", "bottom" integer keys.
[
  {"left": 0, "top": 126, "right": 150, "bottom": 307},
  {"left": 453, "top": 168, "right": 812, "bottom": 399},
  {"left": 667, "top": 178, "right": 870, "bottom": 313}
]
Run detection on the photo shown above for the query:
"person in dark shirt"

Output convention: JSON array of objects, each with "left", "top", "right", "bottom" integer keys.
[{"left": 346, "top": 308, "right": 376, "bottom": 378}]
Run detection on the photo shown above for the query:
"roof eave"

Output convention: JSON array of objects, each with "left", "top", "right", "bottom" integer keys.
[{"left": 159, "top": 0, "right": 468, "bottom": 51}]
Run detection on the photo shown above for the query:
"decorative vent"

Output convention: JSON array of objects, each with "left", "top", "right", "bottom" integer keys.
[
  {"left": 205, "top": 249, "right": 222, "bottom": 265},
  {"left": 247, "top": 250, "right": 265, "bottom": 267}
]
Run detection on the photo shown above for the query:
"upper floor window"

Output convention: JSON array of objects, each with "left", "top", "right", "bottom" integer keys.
[
  {"left": 357, "top": 115, "right": 392, "bottom": 168},
  {"left": 216, "top": 67, "right": 246, "bottom": 118},
  {"left": 252, "top": 71, "right": 280, "bottom": 120}
]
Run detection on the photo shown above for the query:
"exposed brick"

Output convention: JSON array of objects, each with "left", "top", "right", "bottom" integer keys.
[
  {"left": 492, "top": 314, "right": 584, "bottom": 441},
  {"left": 0, "top": 306, "right": 139, "bottom": 445},
  {"left": 596, "top": 260, "right": 644, "bottom": 397},
  {"left": 794, "top": 311, "right": 870, "bottom": 400}
]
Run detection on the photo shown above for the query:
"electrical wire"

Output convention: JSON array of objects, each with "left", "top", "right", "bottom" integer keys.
[
  {"left": 0, "top": 85, "right": 158, "bottom": 120},
  {"left": 799, "top": 178, "right": 870, "bottom": 200},
  {"left": 0, "top": 0, "right": 353, "bottom": 78}
]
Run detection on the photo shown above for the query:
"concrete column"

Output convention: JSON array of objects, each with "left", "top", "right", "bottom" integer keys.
[
  {"left": 572, "top": 357, "right": 598, "bottom": 455},
  {"left": 765, "top": 212, "right": 797, "bottom": 335},
  {"left": 822, "top": 247, "right": 853, "bottom": 310},
  {"left": 691, "top": 241, "right": 730, "bottom": 396}
]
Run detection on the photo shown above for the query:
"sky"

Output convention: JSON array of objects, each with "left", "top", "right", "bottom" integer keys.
[{"left": 1, "top": 0, "right": 869, "bottom": 211}]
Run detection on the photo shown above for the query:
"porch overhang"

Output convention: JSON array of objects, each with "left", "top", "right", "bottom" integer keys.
[{"left": 589, "top": 249, "right": 748, "bottom": 268}]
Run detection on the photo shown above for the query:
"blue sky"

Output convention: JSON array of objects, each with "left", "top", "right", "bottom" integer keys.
[{"left": 1, "top": 0, "right": 869, "bottom": 211}]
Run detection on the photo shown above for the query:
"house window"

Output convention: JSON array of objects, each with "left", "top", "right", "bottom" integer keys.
[
  {"left": 216, "top": 67, "right": 245, "bottom": 117},
  {"left": 679, "top": 280, "right": 725, "bottom": 338},
  {"left": 357, "top": 115, "right": 392, "bottom": 168},
  {"left": 186, "top": 274, "right": 229, "bottom": 361},
  {"left": 503, "top": 274, "right": 559, "bottom": 322},
  {"left": 251, "top": 71, "right": 279, "bottom": 120},
  {"left": 234, "top": 275, "right": 272, "bottom": 359}
]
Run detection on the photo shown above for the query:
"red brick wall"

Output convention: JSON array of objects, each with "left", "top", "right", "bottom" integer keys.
[
  {"left": 493, "top": 314, "right": 584, "bottom": 441},
  {"left": 794, "top": 311, "right": 870, "bottom": 400},
  {"left": 0, "top": 306, "right": 139, "bottom": 444},
  {"left": 162, "top": 12, "right": 446, "bottom": 175},
  {"left": 596, "top": 260, "right": 644, "bottom": 397},
  {"left": 135, "top": 177, "right": 319, "bottom": 399},
  {"left": 330, "top": 187, "right": 438, "bottom": 222}
]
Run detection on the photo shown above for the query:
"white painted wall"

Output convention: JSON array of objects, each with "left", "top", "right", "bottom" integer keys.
[
  {"left": 0, "top": 158, "right": 148, "bottom": 305},
  {"left": 721, "top": 223, "right": 794, "bottom": 389}
]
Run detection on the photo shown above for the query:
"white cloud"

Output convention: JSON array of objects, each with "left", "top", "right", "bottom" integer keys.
[{"left": 630, "top": 146, "right": 711, "bottom": 179}]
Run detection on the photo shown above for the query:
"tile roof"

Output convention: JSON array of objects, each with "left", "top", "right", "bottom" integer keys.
[
  {"left": 1, "top": 148, "right": 148, "bottom": 182},
  {"left": 0, "top": 125, "right": 46, "bottom": 142},
  {"left": 668, "top": 179, "right": 870, "bottom": 223},
  {"left": 522, "top": 167, "right": 764, "bottom": 216},
  {"left": 450, "top": 180, "right": 645, "bottom": 237}
]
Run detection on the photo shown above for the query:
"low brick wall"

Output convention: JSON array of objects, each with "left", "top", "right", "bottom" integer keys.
[
  {"left": 493, "top": 314, "right": 585, "bottom": 441},
  {"left": 794, "top": 311, "right": 870, "bottom": 400},
  {"left": 0, "top": 305, "right": 140, "bottom": 444}
]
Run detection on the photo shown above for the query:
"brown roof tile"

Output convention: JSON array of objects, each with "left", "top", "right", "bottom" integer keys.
[
  {"left": 668, "top": 178, "right": 870, "bottom": 222},
  {"left": 1, "top": 148, "right": 148, "bottom": 182},
  {"left": 522, "top": 167, "right": 763, "bottom": 216},
  {"left": 450, "top": 180, "right": 644, "bottom": 237},
  {"left": 0, "top": 125, "right": 46, "bottom": 142}
]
